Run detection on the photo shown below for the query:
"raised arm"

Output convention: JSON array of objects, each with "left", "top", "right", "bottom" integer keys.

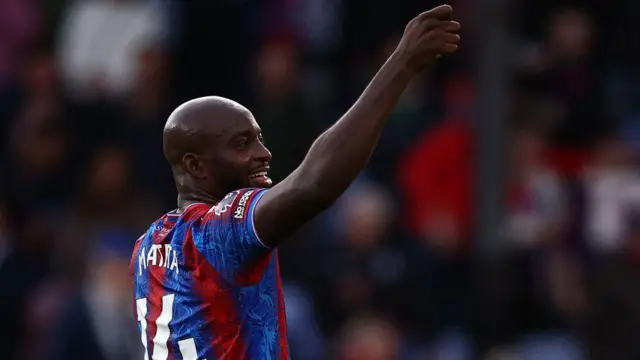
[{"left": 254, "top": 5, "right": 461, "bottom": 246}]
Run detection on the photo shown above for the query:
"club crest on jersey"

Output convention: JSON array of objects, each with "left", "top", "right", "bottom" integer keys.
[
  {"left": 234, "top": 190, "right": 254, "bottom": 219},
  {"left": 210, "top": 191, "right": 239, "bottom": 215}
]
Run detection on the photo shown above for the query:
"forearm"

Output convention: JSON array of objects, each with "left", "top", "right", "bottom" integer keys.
[
  {"left": 253, "top": 6, "right": 458, "bottom": 245},
  {"left": 295, "top": 52, "right": 415, "bottom": 202}
]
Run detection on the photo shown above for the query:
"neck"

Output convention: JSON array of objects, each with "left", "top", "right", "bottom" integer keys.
[{"left": 177, "top": 191, "right": 220, "bottom": 212}]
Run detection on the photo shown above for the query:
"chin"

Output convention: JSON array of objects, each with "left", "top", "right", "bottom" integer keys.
[{"left": 249, "top": 177, "right": 273, "bottom": 189}]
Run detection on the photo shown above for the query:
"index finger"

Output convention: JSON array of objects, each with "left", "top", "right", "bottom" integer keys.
[{"left": 418, "top": 5, "right": 453, "bottom": 21}]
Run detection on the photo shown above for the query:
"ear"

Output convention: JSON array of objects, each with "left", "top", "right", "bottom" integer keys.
[{"left": 182, "top": 153, "right": 207, "bottom": 179}]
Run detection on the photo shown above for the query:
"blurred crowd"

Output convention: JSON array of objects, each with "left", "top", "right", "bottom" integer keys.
[{"left": 2, "top": 0, "right": 640, "bottom": 359}]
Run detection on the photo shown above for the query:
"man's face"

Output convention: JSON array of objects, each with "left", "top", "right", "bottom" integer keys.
[{"left": 202, "top": 114, "right": 273, "bottom": 195}]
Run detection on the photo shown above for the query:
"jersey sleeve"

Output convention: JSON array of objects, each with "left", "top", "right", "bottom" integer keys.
[{"left": 197, "top": 188, "right": 272, "bottom": 284}]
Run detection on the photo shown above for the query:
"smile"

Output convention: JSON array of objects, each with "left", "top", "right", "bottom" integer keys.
[{"left": 249, "top": 171, "right": 268, "bottom": 178}]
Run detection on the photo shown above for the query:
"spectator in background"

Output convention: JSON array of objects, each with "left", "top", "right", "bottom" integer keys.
[
  {"left": 57, "top": 0, "right": 165, "bottom": 100},
  {"left": 566, "top": 133, "right": 640, "bottom": 360},
  {"left": 122, "top": 44, "right": 176, "bottom": 208},
  {"left": 337, "top": 315, "right": 401, "bottom": 360},
  {"left": 580, "top": 136, "right": 640, "bottom": 254},
  {"left": 21, "top": 278, "right": 70, "bottom": 359},
  {"left": 297, "top": 0, "right": 342, "bottom": 56},
  {"left": 508, "top": 126, "right": 582, "bottom": 332},
  {"left": 397, "top": 73, "right": 474, "bottom": 253},
  {"left": 505, "top": 125, "right": 565, "bottom": 250},
  {"left": 282, "top": 281, "right": 326, "bottom": 360},
  {"left": 52, "top": 235, "right": 142, "bottom": 360},
  {"left": 251, "top": 40, "right": 327, "bottom": 184},
  {"left": 0, "top": 207, "right": 56, "bottom": 360},
  {"left": 0, "top": 0, "right": 40, "bottom": 89},
  {"left": 57, "top": 145, "right": 159, "bottom": 281},
  {"left": 476, "top": 125, "right": 582, "bottom": 357},
  {"left": 312, "top": 180, "right": 405, "bottom": 336},
  {"left": 516, "top": 7, "right": 604, "bottom": 148},
  {"left": 4, "top": 46, "right": 73, "bottom": 209},
  {"left": 396, "top": 74, "right": 475, "bottom": 355}
]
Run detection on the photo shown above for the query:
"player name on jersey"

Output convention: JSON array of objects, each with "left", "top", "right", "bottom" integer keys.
[{"left": 138, "top": 244, "right": 179, "bottom": 276}]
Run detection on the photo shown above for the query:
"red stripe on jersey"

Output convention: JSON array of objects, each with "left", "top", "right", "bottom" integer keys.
[
  {"left": 274, "top": 252, "right": 290, "bottom": 359},
  {"left": 183, "top": 227, "right": 248, "bottom": 359},
  {"left": 146, "top": 225, "right": 170, "bottom": 358},
  {"left": 234, "top": 252, "right": 272, "bottom": 286},
  {"left": 182, "top": 204, "right": 209, "bottom": 220}
]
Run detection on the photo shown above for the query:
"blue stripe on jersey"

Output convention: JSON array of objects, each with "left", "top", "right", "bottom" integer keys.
[
  {"left": 247, "top": 189, "right": 269, "bottom": 248},
  {"left": 235, "top": 257, "right": 281, "bottom": 360}
]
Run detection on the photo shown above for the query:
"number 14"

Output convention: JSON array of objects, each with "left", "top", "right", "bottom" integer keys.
[{"left": 136, "top": 294, "right": 198, "bottom": 360}]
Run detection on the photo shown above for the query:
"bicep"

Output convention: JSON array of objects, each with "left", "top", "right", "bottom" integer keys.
[{"left": 253, "top": 172, "right": 331, "bottom": 247}]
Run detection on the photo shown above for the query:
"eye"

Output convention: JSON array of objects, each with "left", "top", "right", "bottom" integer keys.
[
  {"left": 235, "top": 137, "right": 249, "bottom": 149},
  {"left": 258, "top": 134, "right": 265, "bottom": 144}
]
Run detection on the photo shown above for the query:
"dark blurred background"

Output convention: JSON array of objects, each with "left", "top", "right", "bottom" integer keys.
[{"left": 2, "top": 0, "right": 640, "bottom": 359}]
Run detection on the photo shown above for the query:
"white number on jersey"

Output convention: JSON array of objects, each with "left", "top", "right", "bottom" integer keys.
[{"left": 136, "top": 294, "right": 198, "bottom": 360}]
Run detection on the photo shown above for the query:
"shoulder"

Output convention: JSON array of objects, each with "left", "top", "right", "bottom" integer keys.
[
  {"left": 206, "top": 188, "right": 268, "bottom": 220},
  {"left": 208, "top": 190, "right": 242, "bottom": 217}
]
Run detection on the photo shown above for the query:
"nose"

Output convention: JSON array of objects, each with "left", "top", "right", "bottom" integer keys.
[{"left": 254, "top": 141, "right": 272, "bottom": 163}]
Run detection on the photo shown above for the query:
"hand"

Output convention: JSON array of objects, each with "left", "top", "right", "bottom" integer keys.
[{"left": 394, "top": 5, "right": 461, "bottom": 72}]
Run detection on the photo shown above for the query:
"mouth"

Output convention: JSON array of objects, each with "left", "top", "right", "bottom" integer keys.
[
  {"left": 249, "top": 167, "right": 272, "bottom": 187},
  {"left": 249, "top": 170, "right": 269, "bottom": 179}
]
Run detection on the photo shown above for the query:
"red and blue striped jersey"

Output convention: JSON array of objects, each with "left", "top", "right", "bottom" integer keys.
[{"left": 130, "top": 188, "right": 289, "bottom": 359}]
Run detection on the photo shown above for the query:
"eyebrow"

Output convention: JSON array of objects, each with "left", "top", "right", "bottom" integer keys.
[
  {"left": 227, "top": 129, "right": 252, "bottom": 143},
  {"left": 233, "top": 125, "right": 263, "bottom": 138}
]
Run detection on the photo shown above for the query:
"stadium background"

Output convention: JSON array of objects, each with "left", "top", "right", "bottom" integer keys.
[{"left": 1, "top": 0, "right": 640, "bottom": 359}]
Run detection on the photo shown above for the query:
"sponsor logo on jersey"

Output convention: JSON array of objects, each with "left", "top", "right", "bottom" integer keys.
[{"left": 234, "top": 190, "right": 254, "bottom": 219}]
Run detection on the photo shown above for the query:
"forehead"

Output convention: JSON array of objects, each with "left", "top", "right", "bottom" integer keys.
[{"left": 215, "top": 110, "right": 261, "bottom": 137}]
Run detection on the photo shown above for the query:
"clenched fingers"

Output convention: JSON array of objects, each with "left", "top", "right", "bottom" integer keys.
[{"left": 417, "top": 5, "right": 453, "bottom": 21}]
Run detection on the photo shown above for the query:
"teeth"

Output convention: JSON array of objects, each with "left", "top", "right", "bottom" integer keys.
[{"left": 250, "top": 171, "right": 268, "bottom": 178}]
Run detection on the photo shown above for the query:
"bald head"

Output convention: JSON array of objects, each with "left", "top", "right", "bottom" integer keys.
[
  {"left": 162, "top": 95, "right": 272, "bottom": 203},
  {"left": 163, "top": 96, "right": 253, "bottom": 166}
]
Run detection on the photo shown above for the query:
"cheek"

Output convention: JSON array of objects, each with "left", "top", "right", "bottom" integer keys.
[
  {"left": 212, "top": 153, "right": 248, "bottom": 179},
  {"left": 223, "top": 149, "right": 252, "bottom": 168}
]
